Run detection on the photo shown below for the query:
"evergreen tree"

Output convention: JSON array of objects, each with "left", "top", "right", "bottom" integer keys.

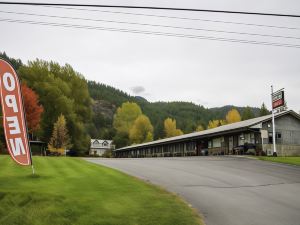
[
  {"left": 242, "top": 106, "right": 255, "bottom": 120},
  {"left": 0, "top": 52, "right": 23, "bottom": 70},
  {"left": 259, "top": 103, "right": 270, "bottom": 116}
]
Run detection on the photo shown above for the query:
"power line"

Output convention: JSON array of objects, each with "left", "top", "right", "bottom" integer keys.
[
  {"left": 41, "top": 6, "right": 300, "bottom": 31},
  {"left": 1, "top": 17, "right": 299, "bottom": 48},
  {"left": 0, "top": 1, "right": 300, "bottom": 18},
  {"left": 2, "top": 10, "right": 300, "bottom": 40}
]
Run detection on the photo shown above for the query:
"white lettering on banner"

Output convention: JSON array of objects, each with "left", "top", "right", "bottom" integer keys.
[
  {"left": 6, "top": 116, "right": 21, "bottom": 135},
  {"left": 5, "top": 95, "right": 18, "bottom": 112},
  {"left": 9, "top": 138, "right": 26, "bottom": 156},
  {"left": 3, "top": 72, "right": 16, "bottom": 91}
]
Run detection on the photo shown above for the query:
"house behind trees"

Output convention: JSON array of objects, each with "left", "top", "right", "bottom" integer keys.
[{"left": 90, "top": 139, "right": 115, "bottom": 156}]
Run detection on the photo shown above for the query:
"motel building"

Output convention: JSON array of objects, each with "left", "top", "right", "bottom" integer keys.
[{"left": 114, "top": 110, "right": 300, "bottom": 158}]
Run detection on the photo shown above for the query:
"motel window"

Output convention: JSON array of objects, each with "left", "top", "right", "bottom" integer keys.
[
  {"left": 212, "top": 138, "right": 222, "bottom": 148},
  {"left": 268, "top": 133, "right": 273, "bottom": 144},
  {"left": 192, "top": 142, "right": 196, "bottom": 151},
  {"left": 208, "top": 141, "right": 212, "bottom": 148},
  {"left": 276, "top": 132, "right": 282, "bottom": 139},
  {"left": 239, "top": 134, "right": 245, "bottom": 145},
  {"left": 244, "top": 133, "right": 250, "bottom": 143},
  {"left": 268, "top": 132, "right": 281, "bottom": 143},
  {"left": 250, "top": 133, "right": 255, "bottom": 144},
  {"left": 187, "top": 142, "right": 196, "bottom": 152}
]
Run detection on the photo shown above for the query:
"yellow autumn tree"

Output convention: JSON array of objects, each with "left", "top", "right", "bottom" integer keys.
[
  {"left": 129, "top": 115, "right": 154, "bottom": 144},
  {"left": 164, "top": 118, "right": 183, "bottom": 138},
  {"left": 195, "top": 124, "right": 205, "bottom": 132},
  {"left": 113, "top": 102, "right": 142, "bottom": 134},
  {"left": 207, "top": 120, "right": 220, "bottom": 129},
  {"left": 226, "top": 108, "right": 242, "bottom": 124},
  {"left": 113, "top": 102, "right": 142, "bottom": 147},
  {"left": 145, "top": 132, "right": 153, "bottom": 142},
  {"left": 220, "top": 120, "right": 227, "bottom": 126},
  {"left": 48, "top": 114, "right": 72, "bottom": 155}
]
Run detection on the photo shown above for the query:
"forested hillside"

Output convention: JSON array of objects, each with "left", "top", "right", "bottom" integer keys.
[
  {"left": 0, "top": 52, "right": 268, "bottom": 152},
  {"left": 88, "top": 81, "right": 262, "bottom": 139}
]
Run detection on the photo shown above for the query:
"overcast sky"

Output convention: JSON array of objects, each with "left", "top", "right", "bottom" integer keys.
[{"left": 0, "top": 0, "right": 299, "bottom": 112}]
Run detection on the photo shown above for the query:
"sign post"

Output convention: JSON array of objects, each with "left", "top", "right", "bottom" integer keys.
[
  {"left": 271, "top": 86, "right": 277, "bottom": 156},
  {"left": 271, "top": 86, "right": 285, "bottom": 157},
  {"left": 0, "top": 59, "right": 34, "bottom": 173}
]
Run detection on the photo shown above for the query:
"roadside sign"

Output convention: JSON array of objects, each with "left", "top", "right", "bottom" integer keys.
[
  {"left": 272, "top": 90, "right": 285, "bottom": 109},
  {"left": 260, "top": 130, "right": 268, "bottom": 139},
  {"left": 0, "top": 59, "right": 32, "bottom": 166}
]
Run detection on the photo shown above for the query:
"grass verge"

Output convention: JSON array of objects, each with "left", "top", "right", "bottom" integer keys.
[
  {"left": 255, "top": 156, "right": 300, "bottom": 166},
  {"left": 0, "top": 156, "right": 203, "bottom": 225}
]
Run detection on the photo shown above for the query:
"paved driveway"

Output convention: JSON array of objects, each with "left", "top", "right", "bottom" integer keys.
[{"left": 85, "top": 157, "right": 300, "bottom": 225}]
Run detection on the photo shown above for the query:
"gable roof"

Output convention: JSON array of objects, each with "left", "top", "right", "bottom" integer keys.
[
  {"left": 115, "top": 110, "right": 300, "bottom": 151},
  {"left": 91, "top": 139, "right": 113, "bottom": 144}
]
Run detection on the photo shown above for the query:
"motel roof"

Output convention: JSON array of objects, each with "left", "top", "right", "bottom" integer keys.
[{"left": 115, "top": 110, "right": 300, "bottom": 152}]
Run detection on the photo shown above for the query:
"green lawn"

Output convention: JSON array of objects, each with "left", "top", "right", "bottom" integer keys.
[
  {"left": 0, "top": 156, "right": 202, "bottom": 225},
  {"left": 256, "top": 156, "right": 300, "bottom": 166}
]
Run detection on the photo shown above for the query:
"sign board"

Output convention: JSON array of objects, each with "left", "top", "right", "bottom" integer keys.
[
  {"left": 260, "top": 130, "right": 268, "bottom": 139},
  {"left": 272, "top": 90, "right": 285, "bottom": 109},
  {"left": 0, "top": 59, "right": 32, "bottom": 165}
]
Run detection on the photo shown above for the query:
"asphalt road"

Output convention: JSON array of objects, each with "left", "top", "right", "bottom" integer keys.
[{"left": 85, "top": 157, "right": 300, "bottom": 225}]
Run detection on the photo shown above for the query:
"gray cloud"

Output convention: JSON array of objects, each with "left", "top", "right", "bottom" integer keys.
[{"left": 130, "top": 86, "right": 146, "bottom": 95}]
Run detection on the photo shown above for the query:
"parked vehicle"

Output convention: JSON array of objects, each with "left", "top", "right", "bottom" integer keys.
[
  {"left": 233, "top": 143, "right": 256, "bottom": 155},
  {"left": 201, "top": 149, "right": 208, "bottom": 156}
]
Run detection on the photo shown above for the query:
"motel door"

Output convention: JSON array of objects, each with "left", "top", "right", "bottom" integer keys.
[
  {"left": 196, "top": 143, "right": 202, "bottom": 156},
  {"left": 229, "top": 136, "right": 233, "bottom": 154}
]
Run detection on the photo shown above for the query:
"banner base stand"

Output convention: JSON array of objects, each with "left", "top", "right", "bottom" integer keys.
[{"left": 31, "top": 165, "right": 35, "bottom": 175}]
